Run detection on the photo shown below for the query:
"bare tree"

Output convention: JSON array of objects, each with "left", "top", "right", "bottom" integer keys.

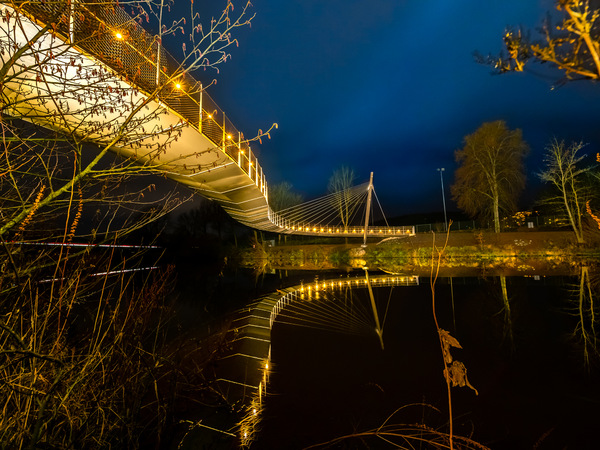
[
  {"left": 451, "top": 121, "right": 528, "bottom": 232},
  {"left": 539, "top": 139, "right": 592, "bottom": 244},
  {"left": 268, "top": 181, "right": 303, "bottom": 212},
  {"left": 479, "top": 0, "right": 600, "bottom": 85},
  {"left": 328, "top": 166, "right": 356, "bottom": 230}
]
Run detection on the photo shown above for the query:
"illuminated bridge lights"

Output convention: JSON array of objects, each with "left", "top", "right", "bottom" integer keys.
[
  {"left": 10, "top": 2, "right": 419, "bottom": 239},
  {"left": 255, "top": 221, "right": 415, "bottom": 236}
]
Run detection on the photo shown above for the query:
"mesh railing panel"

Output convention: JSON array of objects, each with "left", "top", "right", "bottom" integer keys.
[
  {"left": 19, "top": 1, "right": 70, "bottom": 34},
  {"left": 16, "top": 1, "right": 274, "bottom": 217},
  {"left": 179, "top": 90, "right": 201, "bottom": 128},
  {"left": 202, "top": 114, "right": 223, "bottom": 148},
  {"left": 224, "top": 115, "right": 238, "bottom": 140},
  {"left": 224, "top": 142, "right": 240, "bottom": 164},
  {"left": 199, "top": 92, "right": 224, "bottom": 147}
]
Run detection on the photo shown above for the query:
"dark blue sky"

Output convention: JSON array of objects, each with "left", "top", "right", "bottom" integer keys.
[{"left": 185, "top": 0, "right": 600, "bottom": 216}]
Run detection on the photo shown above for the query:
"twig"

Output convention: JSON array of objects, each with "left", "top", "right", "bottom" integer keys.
[{"left": 429, "top": 223, "right": 454, "bottom": 449}]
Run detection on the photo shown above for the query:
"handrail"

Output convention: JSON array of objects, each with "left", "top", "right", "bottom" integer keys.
[
  {"left": 17, "top": 0, "right": 268, "bottom": 195},
  {"left": 10, "top": 1, "right": 415, "bottom": 238},
  {"left": 267, "top": 208, "right": 415, "bottom": 236}
]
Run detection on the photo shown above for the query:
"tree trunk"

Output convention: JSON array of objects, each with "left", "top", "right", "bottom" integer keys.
[
  {"left": 564, "top": 194, "right": 584, "bottom": 244},
  {"left": 493, "top": 192, "right": 500, "bottom": 233}
]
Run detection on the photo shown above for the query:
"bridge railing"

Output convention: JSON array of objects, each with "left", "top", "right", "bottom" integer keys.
[
  {"left": 17, "top": 0, "right": 268, "bottom": 197},
  {"left": 15, "top": 1, "right": 410, "bottom": 237},
  {"left": 266, "top": 208, "right": 415, "bottom": 236}
]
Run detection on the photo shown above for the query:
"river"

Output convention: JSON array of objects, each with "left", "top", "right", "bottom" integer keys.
[
  {"left": 265, "top": 271, "right": 597, "bottom": 449},
  {"left": 177, "top": 266, "right": 599, "bottom": 449}
]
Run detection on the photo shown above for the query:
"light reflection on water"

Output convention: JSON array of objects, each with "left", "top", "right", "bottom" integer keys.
[
  {"left": 235, "top": 274, "right": 420, "bottom": 447},
  {"left": 253, "top": 270, "right": 599, "bottom": 449}
]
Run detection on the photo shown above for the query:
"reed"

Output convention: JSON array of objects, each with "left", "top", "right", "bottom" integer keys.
[{"left": 0, "top": 241, "right": 185, "bottom": 448}]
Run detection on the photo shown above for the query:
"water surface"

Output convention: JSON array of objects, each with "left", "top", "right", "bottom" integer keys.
[{"left": 256, "top": 273, "right": 599, "bottom": 449}]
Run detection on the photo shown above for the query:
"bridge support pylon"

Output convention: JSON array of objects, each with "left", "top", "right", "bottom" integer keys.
[{"left": 362, "top": 172, "right": 374, "bottom": 247}]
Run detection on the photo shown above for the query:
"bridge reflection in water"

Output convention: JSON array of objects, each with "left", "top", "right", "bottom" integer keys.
[
  {"left": 3, "top": 2, "right": 414, "bottom": 238},
  {"left": 180, "top": 273, "right": 418, "bottom": 447}
]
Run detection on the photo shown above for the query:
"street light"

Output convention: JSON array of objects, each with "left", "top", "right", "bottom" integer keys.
[{"left": 437, "top": 168, "right": 448, "bottom": 231}]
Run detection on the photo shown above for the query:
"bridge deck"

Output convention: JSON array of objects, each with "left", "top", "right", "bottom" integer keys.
[{"left": 2, "top": 2, "right": 414, "bottom": 238}]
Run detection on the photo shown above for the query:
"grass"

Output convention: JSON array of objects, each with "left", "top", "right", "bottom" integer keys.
[
  {"left": 1, "top": 248, "right": 170, "bottom": 448},
  {"left": 0, "top": 238, "right": 239, "bottom": 449}
]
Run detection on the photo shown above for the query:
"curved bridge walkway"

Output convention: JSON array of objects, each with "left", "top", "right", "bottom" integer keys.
[{"left": 3, "top": 1, "right": 414, "bottom": 238}]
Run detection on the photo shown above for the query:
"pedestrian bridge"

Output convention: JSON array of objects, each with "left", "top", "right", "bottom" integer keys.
[{"left": 1, "top": 1, "right": 414, "bottom": 238}]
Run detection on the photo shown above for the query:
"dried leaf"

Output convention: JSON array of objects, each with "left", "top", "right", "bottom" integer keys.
[
  {"left": 444, "top": 360, "right": 478, "bottom": 395},
  {"left": 439, "top": 328, "right": 462, "bottom": 363}
]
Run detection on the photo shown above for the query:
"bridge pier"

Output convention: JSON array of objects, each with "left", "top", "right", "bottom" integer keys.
[{"left": 362, "top": 172, "right": 374, "bottom": 247}]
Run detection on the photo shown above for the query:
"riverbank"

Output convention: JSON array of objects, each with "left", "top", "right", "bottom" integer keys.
[{"left": 242, "top": 230, "right": 600, "bottom": 275}]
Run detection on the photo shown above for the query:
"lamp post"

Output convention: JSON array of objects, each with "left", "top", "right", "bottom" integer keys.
[{"left": 437, "top": 168, "right": 448, "bottom": 231}]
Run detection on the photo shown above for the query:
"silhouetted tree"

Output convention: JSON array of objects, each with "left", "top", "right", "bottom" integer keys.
[
  {"left": 451, "top": 121, "right": 528, "bottom": 232},
  {"left": 173, "top": 199, "right": 236, "bottom": 241},
  {"left": 328, "top": 166, "right": 356, "bottom": 230},
  {"left": 268, "top": 182, "right": 303, "bottom": 212}
]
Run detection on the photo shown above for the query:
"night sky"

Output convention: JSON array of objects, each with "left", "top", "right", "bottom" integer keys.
[{"left": 182, "top": 0, "right": 600, "bottom": 217}]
